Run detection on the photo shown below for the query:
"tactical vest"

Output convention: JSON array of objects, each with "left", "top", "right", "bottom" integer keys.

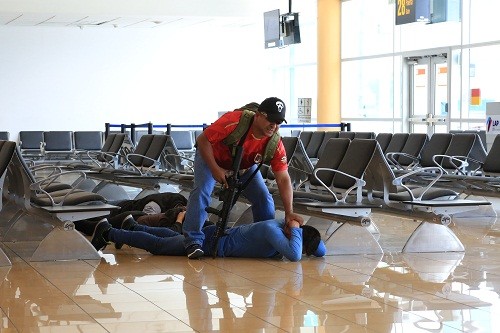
[{"left": 222, "top": 110, "right": 281, "bottom": 165}]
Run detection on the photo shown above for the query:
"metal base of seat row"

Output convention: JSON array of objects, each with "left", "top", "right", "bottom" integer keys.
[
  {"left": 403, "top": 221, "right": 465, "bottom": 253},
  {"left": 0, "top": 205, "right": 114, "bottom": 262},
  {"left": 30, "top": 225, "right": 101, "bottom": 261},
  {"left": 401, "top": 199, "right": 494, "bottom": 217},
  {"left": 388, "top": 199, "right": 493, "bottom": 253},
  {"left": 293, "top": 203, "right": 383, "bottom": 255},
  {"left": 309, "top": 216, "right": 383, "bottom": 255}
]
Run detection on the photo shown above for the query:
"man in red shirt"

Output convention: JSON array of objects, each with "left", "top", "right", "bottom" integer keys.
[{"left": 183, "top": 97, "right": 304, "bottom": 259}]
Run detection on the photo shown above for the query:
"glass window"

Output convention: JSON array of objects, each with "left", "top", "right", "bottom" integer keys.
[
  {"left": 469, "top": 0, "right": 500, "bottom": 43},
  {"left": 340, "top": 0, "right": 500, "bottom": 134},
  {"left": 290, "top": 64, "right": 317, "bottom": 124},
  {"left": 341, "top": 0, "right": 394, "bottom": 58},
  {"left": 345, "top": 120, "right": 400, "bottom": 133},
  {"left": 341, "top": 57, "right": 395, "bottom": 119},
  {"left": 395, "top": 21, "right": 461, "bottom": 53},
  {"left": 462, "top": 45, "right": 500, "bottom": 128}
]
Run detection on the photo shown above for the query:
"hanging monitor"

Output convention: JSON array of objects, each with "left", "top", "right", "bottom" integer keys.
[
  {"left": 263, "top": 10, "right": 301, "bottom": 48},
  {"left": 281, "top": 13, "right": 301, "bottom": 46},
  {"left": 264, "top": 9, "right": 281, "bottom": 49}
]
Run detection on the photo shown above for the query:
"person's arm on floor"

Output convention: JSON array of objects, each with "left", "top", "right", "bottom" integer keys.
[{"left": 265, "top": 219, "right": 302, "bottom": 262}]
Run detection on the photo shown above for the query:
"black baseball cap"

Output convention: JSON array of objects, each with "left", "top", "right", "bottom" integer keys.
[{"left": 258, "top": 97, "right": 287, "bottom": 124}]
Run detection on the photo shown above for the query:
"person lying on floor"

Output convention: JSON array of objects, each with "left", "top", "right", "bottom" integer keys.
[
  {"left": 90, "top": 216, "right": 326, "bottom": 262},
  {"left": 75, "top": 191, "right": 189, "bottom": 236}
]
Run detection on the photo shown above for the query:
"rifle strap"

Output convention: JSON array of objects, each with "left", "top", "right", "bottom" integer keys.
[
  {"left": 240, "top": 161, "right": 264, "bottom": 193},
  {"left": 224, "top": 110, "right": 255, "bottom": 158},
  {"left": 224, "top": 110, "right": 281, "bottom": 195}
]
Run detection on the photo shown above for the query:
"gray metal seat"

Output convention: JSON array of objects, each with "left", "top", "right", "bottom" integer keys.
[
  {"left": 375, "top": 133, "right": 393, "bottom": 153},
  {"left": 384, "top": 133, "right": 409, "bottom": 156},
  {"left": 299, "top": 131, "right": 313, "bottom": 149},
  {"left": 386, "top": 133, "right": 428, "bottom": 170},
  {"left": 338, "top": 131, "right": 355, "bottom": 139},
  {"left": 74, "top": 131, "right": 103, "bottom": 152},
  {"left": 70, "top": 133, "right": 128, "bottom": 169},
  {"left": 304, "top": 131, "right": 325, "bottom": 159},
  {"left": 363, "top": 141, "right": 491, "bottom": 253},
  {"left": 388, "top": 133, "right": 452, "bottom": 171},
  {"left": 353, "top": 132, "right": 375, "bottom": 139},
  {"left": 106, "top": 134, "right": 169, "bottom": 174},
  {"left": 19, "top": 130, "right": 44, "bottom": 159},
  {"left": 316, "top": 131, "right": 339, "bottom": 162},
  {"left": 170, "top": 130, "right": 195, "bottom": 158},
  {"left": 481, "top": 135, "right": 500, "bottom": 175},
  {"left": 292, "top": 138, "right": 370, "bottom": 203},
  {"left": 417, "top": 133, "right": 453, "bottom": 168},
  {"left": 432, "top": 133, "right": 476, "bottom": 174},
  {"left": 0, "top": 140, "right": 16, "bottom": 211},
  {"left": 42, "top": 131, "right": 75, "bottom": 161},
  {"left": 0, "top": 140, "right": 17, "bottom": 266},
  {"left": 435, "top": 135, "right": 500, "bottom": 197}
]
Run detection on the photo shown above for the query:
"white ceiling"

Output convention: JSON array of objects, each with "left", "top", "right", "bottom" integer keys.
[{"left": 0, "top": 0, "right": 285, "bottom": 29}]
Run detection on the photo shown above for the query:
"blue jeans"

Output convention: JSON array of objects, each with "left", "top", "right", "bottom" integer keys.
[
  {"left": 109, "top": 224, "right": 186, "bottom": 255},
  {"left": 183, "top": 150, "right": 275, "bottom": 249}
]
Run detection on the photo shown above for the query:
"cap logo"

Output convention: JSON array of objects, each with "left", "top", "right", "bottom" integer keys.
[{"left": 276, "top": 101, "right": 284, "bottom": 113}]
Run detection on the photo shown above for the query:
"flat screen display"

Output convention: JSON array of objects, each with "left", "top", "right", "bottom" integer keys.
[{"left": 264, "top": 9, "right": 281, "bottom": 48}]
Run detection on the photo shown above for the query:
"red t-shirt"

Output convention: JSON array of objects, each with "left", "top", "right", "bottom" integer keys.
[{"left": 203, "top": 111, "right": 288, "bottom": 172}]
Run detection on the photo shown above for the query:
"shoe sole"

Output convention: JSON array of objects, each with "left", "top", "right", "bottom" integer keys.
[{"left": 187, "top": 248, "right": 204, "bottom": 259}]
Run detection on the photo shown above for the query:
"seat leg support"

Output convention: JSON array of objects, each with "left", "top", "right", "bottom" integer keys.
[
  {"left": 31, "top": 226, "right": 100, "bottom": 261},
  {"left": 402, "top": 221, "right": 465, "bottom": 253},
  {"left": 325, "top": 222, "right": 383, "bottom": 255}
]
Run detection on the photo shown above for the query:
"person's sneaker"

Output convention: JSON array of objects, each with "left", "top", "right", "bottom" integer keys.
[
  {"left": 121, "top": 214, "right": 137, "bottom": 230},
  {"left": 91, "top": 219, "right": 112, "bottom": 251},
  {"left": 186, "top": 244, "right": 204, "bottom": 259},
  {"left": 115, "top": 214, "right": 137, "bottom": 249}
]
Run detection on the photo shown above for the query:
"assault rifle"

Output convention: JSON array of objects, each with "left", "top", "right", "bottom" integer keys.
[{"left": 205, "top": 144, "right": 244, "bottom": 258}]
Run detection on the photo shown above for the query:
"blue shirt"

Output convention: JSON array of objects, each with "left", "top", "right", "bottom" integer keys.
[{"left": 202, "top": 219, "right": 325, "bottom": 262}]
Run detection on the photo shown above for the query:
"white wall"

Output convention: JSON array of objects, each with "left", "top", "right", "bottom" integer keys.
[{"left": 0, "top": 24, "right": 275, "bottom": 141}]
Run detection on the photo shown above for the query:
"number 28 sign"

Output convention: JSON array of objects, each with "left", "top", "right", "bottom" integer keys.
[{"left": 395, "top": 0, "right": 430, "bottom": 25}]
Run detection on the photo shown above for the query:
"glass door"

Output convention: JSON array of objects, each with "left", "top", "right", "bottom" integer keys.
[{"left": 407, "top": 54, "right": 449, "bottom": 136}]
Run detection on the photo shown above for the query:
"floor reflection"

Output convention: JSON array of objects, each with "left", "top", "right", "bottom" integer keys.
[{"left": 0, "top": 210, "right": 499, "bottom": 332}]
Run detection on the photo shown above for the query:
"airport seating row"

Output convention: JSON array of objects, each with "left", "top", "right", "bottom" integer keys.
[
  {"left": 1, "top": 130, "right": 498, "bottom": 262},
  {"left": 22, "top": 129, "right": 496, "bottom": 204},
  {"left": 273, "top": 137, "right": 492, "bottom": 254},
  {"left": 0, "top": 132, "right": 191, "bottom": 265},
  {"left": 298, "top": 131, "right": 375, "bottom": 164},
  {"left": 0, "top": 139, "right": 119, "bottom": 266},
  {"left": 16, "top": 130, "right": 197, "bottom": 163},
  {"left": 142, "top": 134, "right": 491, "bottom": 254},
  {"left": 118, "top": 129, "right": 499, "bottom": 201},
  {"left": 18, "top": 131, "right": 105, "bottom": 161}
]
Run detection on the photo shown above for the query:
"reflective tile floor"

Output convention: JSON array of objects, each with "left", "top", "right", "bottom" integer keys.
[{"left": 1, "top": 208, "right": 500, "bottom": 332}]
